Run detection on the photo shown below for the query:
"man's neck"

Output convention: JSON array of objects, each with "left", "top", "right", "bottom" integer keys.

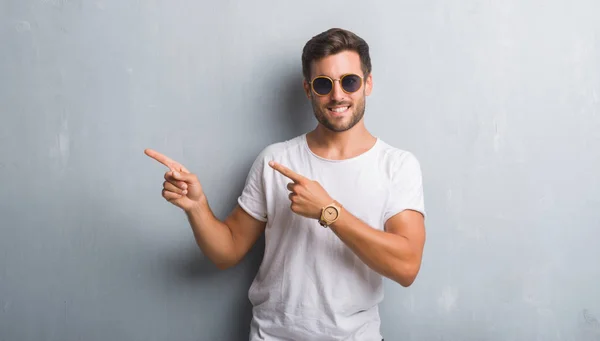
[{"left": 306, "top": 123, "right": 377, "bottom": 161}]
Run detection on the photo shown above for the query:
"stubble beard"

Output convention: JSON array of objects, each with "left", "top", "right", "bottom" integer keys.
[{"left": 311, "top": 94, "right": 366, "bottom": 133}]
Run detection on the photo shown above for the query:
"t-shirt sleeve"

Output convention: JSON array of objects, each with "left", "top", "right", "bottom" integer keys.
[
  {"left": 237, "top": 151, "right": 268, "bottom": 222},
  {"left": 383, "top": 151, "right": 426, "bottom": 223}
]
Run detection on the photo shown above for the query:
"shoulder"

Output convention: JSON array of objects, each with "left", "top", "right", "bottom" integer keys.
[{"left": 375, "top": 139, "right": 423, "bottom": 182}]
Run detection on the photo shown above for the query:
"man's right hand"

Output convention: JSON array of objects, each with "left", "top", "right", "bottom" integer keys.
[{"left": 144, "top": 149, "right": 205, "bottom": 212}]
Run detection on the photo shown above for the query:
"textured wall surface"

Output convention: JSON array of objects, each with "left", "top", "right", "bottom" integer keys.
[{"left": 1, "top": 1, "right": 599, "bottom": 340}]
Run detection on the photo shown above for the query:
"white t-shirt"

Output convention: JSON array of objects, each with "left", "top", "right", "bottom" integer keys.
[{"left": 237, "top": 133, "right": 425, "bottom": 341}]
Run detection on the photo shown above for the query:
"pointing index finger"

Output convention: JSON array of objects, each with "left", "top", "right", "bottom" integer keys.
[
  {"left": 269, "top": 161, "right": 305, "bottom": 183},
  {"left": 144, "top": 149, "right": 189, "bottom": 173}
]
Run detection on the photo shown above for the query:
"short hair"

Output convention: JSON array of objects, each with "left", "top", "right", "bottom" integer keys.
[{"left": 301, "top": 28, "right": 372, "bottom": 81}]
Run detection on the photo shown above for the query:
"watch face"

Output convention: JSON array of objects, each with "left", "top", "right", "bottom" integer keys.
[{"left": 325, "top": 207, "right": 338, "bottom": 221}]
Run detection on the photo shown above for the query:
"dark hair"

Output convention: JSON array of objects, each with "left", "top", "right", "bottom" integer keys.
[{"left": 301, "top": 28, "right": 372, "bottom": 81}]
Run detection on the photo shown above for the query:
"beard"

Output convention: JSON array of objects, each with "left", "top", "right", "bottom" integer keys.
[{"left": 311, "top": 93, "right": 366, "bottom": 132}]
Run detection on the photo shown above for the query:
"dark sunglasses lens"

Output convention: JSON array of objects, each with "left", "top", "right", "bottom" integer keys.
[
  {"left": 312, "top": 78, "right": 333, "bottom": 95},
  {"left": 341, "top": 75, "right": 362, "bottom": 92}
]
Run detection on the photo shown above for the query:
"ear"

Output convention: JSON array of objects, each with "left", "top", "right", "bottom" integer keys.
[
  {"left": 364, "top": 73, "right": 373, "bottom": 96},
  {"left": 303, "top": 79, "right": 312, "bottom": 99}
]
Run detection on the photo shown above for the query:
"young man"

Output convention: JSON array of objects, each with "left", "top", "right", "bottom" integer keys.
[{"left": 145, "top": 28, "right": 426, "bottom": 341}]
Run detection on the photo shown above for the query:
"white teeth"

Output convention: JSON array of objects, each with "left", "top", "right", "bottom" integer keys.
[{"left": 330, "top": 106, "right": 349, "bottom": 113}]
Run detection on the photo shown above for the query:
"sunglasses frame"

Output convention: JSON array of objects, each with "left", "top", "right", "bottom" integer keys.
[{"left": 309, "top": 73, "right": 364, "bottom": 97}]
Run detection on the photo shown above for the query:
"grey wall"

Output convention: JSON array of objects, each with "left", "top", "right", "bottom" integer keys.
[{"left": 1, "top": 1, "right": 599, "bottom": 340}]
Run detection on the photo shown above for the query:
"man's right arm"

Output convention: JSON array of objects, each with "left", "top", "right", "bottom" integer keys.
[
  {"left": 144, "top": 148, "right": 266, "bottom": 270},
  {"left": 185, "top": 201, "right": 266, "bottom": 270}
]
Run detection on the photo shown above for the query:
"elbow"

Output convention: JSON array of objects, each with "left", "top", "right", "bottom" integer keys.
[
  {"left": 211, "top": 259, "right": 240, "bottom": 270},
  {"left": 212, "top": 256, "right": 241, "bottom": 270},
  {"left": 391, "top": 262, "right": 421, "bottom": 287},
  {"left": 397, "top": 276, "right": 416, "bottom": 288},
  {"left": 195, "top": 244, "right": 239, "bottom": 270},
  {"left": 214, "top": 261, "right": 235, "bottom": 270}
]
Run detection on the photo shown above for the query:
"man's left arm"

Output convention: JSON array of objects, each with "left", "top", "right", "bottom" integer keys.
[
  {"left": 328, "top": 208, "right": 425, "bottom": 287},
  {"left": 268, "top": 154, "right": 426, "bottom": 287}
]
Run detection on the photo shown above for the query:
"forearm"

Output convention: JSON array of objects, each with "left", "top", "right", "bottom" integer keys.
[
  {"left": 329, "top": 209, "right": 422, "bottom": 286},
  {"left": 184, "top": 197, "right": 236, "bottom": 269}
]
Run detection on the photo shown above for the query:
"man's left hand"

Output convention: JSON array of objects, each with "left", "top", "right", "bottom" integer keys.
[{"left": 269, "top": 161, "right": 334, "bottom": 220}]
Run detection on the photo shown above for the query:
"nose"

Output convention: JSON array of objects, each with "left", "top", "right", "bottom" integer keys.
[{"left": 330, "top": 79, "right": 346, "bottom": 102}]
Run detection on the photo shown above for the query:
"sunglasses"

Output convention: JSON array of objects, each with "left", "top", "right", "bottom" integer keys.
[{"left": 309, "top": 73, "right": 364, "bottom": 96}]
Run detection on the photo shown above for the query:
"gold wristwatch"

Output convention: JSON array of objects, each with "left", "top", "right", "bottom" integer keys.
[{"left": 319, "top": 201, "right": 342, "bottom": 227}]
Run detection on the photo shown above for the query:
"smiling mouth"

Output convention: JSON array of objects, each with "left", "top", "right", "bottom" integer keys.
[{"left": 328, "top": 106, "right": 351, "bottom": 114}]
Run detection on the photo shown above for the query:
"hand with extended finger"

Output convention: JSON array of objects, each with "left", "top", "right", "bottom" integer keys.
[
  {"left": 144, "top": 149, "right": 205, "bottom": 212},
  {"left": 268, "top": 161, "right": 334, "bottom": 220}
]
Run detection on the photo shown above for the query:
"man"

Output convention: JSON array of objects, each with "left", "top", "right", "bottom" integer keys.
[{"left": 145, "top": 28, "right": 426, "bottom": 341}]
